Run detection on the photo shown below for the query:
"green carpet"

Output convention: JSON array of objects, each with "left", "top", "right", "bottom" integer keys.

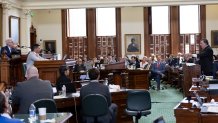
[{"left": 138, "top": 83, "right": 183, "bottom": 123}]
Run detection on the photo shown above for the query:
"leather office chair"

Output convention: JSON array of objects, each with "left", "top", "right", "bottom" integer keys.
[
  {"left": 126, "top": 90, "right": 151, "bottom": 123},
  {"left": 32, "top": 99, "right": 57, "bottom": 113},
  {"left": 81, "top": 94, "right": 109, "bottom": 123},
  {"left": 22, "top": 62, "right": 27, "bottom": 78}
]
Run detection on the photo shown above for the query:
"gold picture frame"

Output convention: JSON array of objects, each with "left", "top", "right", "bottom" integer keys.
[
  {"left": 211, "top": 30, "right": 218, "bottom": 48},
  {"left": 43, "top": 40, "right": 56, "bottom": 54},
  {"left": 125, "top": 34, "right": 141, "bottom": 55},
  {"left": 9, "top": 16, "right": 20, "bottom": 45}
]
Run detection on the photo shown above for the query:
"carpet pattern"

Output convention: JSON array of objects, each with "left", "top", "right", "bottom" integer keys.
[{"left": 138, "top": 83, "right": 183, "bottom": 123}]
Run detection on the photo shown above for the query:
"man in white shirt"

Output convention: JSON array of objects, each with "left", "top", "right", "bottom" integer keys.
[{"left": 26, "top": 44, "right": 47, "bottom": 71}]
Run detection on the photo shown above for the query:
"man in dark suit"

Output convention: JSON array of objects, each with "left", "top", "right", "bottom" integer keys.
[
  {"left": 73, "top": 58, "right": 86, "bottom": 72},
  {"left": 1, "top": 38, "right": 20, "bottom": 58},
  {"left": 151, "top": 55, "right": 166, "bottom": 91},
  {"left": 80, "top": 68, "right": 117, "bottom": 123},
  {"left": 11, "top": 66, "right": 53, "bottom": 114},
  {"left": 197, "top": 38, "right": 214, "bottom": 76}
]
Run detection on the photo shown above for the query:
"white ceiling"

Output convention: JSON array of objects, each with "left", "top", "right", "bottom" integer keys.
[{"left": 5, "top": 0, "right": 218, "bottom": 9}]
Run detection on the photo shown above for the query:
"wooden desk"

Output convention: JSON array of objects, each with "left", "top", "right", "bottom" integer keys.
[
  {"left": 54, "top": 89, "right": 133, "bottom": 123},
  {"left": 35, "top": 60, "right": 65, "bottom": 85},
  {"left": 174, "top": 98, "right": 218, "bottom": 123},
  {"left": 99, "top": 69, "right": 149, "bottom": 89}
]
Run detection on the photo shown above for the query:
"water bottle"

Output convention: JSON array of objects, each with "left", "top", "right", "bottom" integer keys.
[
  {"left": 104, "top": 78, "right": 108, "bottom": 86},
  {"left": 62, "top": 85, "right": 66, "bottom": 97},
  {"left": 29, "top": 104, "right": 36, "bottom": 120}
]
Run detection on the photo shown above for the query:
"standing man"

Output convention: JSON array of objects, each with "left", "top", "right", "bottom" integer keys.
[
  {"left": 197, "top": 38, "right": 214, "bottom": 76},
  {"left": 11, "top": 66, "right": 53, "bottom": 114},
  {"left": 26, "top": 44, "right": 47, "bottom": 71},
  {"left": 1, "top": 38, "right": 20, "bottom": 58},
  {"left": 80, "top": 68, "right": 117, "bottom": 123}
]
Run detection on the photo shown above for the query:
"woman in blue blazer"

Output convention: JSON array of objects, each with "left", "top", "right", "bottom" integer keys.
[{"left": 0, "top": 91, "right": 23, "bottom": 123}]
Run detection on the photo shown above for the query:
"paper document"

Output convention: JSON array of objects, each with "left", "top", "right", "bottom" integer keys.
[{"left": 207, "top": 106, "right": 218, "bottom": 113}]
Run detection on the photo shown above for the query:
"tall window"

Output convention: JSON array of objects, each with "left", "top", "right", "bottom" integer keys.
[
  {"left": 67, "top": 9, "right": 86, "bottom": 37},
  {"left": 96, "top": 8, "right": 116, "bottom": 36},
  {"left": 180, "top": 5, "right": 200, "bottom": 34},
  {"left": 152, "top": 6, "right": 169, "bottom": 34}
]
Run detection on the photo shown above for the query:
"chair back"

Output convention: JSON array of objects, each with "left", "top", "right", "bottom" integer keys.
[
  {"left": 209, "top": 79, "right": 218, "bottom": 84},
  {"left": 32, "top": 99, "right": 57, "bottom": 113},
  {"left": 127, "top": 90, "right": 151, "bottom": 111},
  {"left": 153, "top": 116, "right": 166, "bottom": 123},
  {"left": 82, "top": 94, "right": 108, "bottom": 117},
  {"left": 22, "top": 62, "right": 27, "bottom": 77}
]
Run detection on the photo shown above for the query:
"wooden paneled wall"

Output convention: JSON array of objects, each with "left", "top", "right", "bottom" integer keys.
[{"left": 62, "top": 5, "right": 206, "bottom": 58}]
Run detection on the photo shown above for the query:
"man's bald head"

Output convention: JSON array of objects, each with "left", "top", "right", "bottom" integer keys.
[{"left": 26, "top": 66, "right": 39, "bottom": 80}]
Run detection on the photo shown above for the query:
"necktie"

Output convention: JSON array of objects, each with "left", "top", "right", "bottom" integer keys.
[{"left": 157, "top": 62, "right": 160, "bottom": 68}]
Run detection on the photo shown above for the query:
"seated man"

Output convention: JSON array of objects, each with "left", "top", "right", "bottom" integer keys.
[
  {"left": 11, "top": 66, "right": 53, "bottom": 114},
  {"left": 0, "top": 91, "right": 23, "bottom": 123},
  {"left": 80, "top": 68, "right": 117, "bottom": 123},
  {"left": 74, "top": 58, "right": 86, "bottom": 72},
  {"left": 151, "top": 55, "right": 166, "bottom": 91}
]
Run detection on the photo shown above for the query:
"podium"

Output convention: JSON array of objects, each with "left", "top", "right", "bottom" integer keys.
[
  {"left": 182, "top": 63, "right": 201, "bottom": 97},
  {"left": 35, "top": 60, "right": 65, "bottom": 85}
]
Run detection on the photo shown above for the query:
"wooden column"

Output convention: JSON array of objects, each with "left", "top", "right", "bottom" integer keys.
[
  {"left": 200, "top": 5, "right": 206, "bottom": 39},
  {"left": 116, "top": 8, "right": 122, "bottom": 57},
  {"left": 170, "top": 6, "right": 180, "bottom": 55},
  {"left": 61, "top": 9, "right": 68, "bottom": 56},
  {"left": 87, "top": 8, "right": 96, "bottom": 59},
  {"left": 144, "top": 7, "right": 151, "bottom": 56},
  {"left": 0, "top": 4, "right": 2, "bottom": 45}
]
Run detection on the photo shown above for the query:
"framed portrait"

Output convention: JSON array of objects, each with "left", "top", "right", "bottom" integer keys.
[
  {"left": 211, "top": 30, "right": 218, "bottom": 48},
  {"left": 125, "top": 34, "right": 141, "bottom": 55},
  {"left": 43, "top": 40, "right": 56, "bottom": 54},
  {"left": 9, "top": 16, "right": 20, "bottom": 45}
]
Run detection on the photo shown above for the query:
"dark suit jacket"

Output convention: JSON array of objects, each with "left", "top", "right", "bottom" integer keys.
[
  {"left": 151, "top": 61, "right": 166, "bottom": 75},
  {"left": 56, "top": 75, "right": 76, "bottom": 93},
  {"left": 0, "top": 116, "right": 23, "bottom": 123},
  {"left": 11, "top": 77, "right": 53, "bottom": 114},
  {"left": 80, "top": 80, "right": 111, "bottom": 106},
  {"left": 197, "top": 46, "right": 214, "bottom": 75},
  {"left": 1, "top": 46, "right": 18, "bottom": 58},
  {"left": 73, "top": 64, "right": 86, "bottom": 72}
]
